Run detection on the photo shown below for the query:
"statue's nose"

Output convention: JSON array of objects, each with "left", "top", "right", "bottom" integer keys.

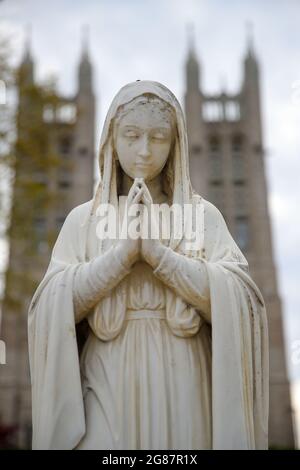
[{"left": 138, "top": 135, "right": 151, "bottom": 158}]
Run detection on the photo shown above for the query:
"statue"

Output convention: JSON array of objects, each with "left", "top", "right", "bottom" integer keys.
[{"left": 28, "top": 81, "right": 269, "bottom": 450}]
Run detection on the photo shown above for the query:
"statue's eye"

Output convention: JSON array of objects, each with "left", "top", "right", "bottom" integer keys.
[
  {"left": 124, "top": 130, "right": 139, "bottom": 139},
  {"left": 152, "top": 132, "right": 167, "bottom": 141}
]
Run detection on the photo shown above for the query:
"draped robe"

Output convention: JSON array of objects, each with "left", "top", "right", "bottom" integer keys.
[
  {"left": 28, "top": 196, "right": 269, "bottom": 450},
  {"left": 28, "top": 80, "right": 268, "bottom": 450}
]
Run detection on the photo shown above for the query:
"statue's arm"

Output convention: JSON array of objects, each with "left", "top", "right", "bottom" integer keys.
[
  {"left": 146, "top": 199, "right": 240, "bottom": 324},
  {"left": 48, "top": 203, "right": 133, "bottom": 323},
  {"left": 73, "top": 245, "right": 131, "bottom": 323},
  {"left": 150, "top": 245, "right": 211, "bottom": 323}
]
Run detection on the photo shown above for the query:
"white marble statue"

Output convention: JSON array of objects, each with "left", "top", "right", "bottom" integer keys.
[{"left": 28, "top": 81, "right": 269, "bottom": 450}]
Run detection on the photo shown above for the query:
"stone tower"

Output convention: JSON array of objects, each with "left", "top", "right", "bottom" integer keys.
[
  {"left": 0, "top": 38, "right": 95, "bottom": 449},
  {"left": 184, "top": 31, "right": 295, "bottom": 448}
]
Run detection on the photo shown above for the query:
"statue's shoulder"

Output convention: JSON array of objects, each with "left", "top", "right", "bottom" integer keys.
[
  {"left": 190, "top": 192, "right": 224, "bottom": 224},
  {"left": 191, "top": 192, "right": 226, "bottom": 233},
  {"left": 65, "top": 199, "right": 94, "bottom": 227}
]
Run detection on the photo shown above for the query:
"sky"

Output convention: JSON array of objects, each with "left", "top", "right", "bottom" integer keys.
[{"left": 0, "top": 0, "right": 300, "bottom": 445}]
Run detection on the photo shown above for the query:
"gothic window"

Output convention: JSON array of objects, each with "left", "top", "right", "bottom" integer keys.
[
  {"left": 209, "top": 136, "right": 222, "bottom": 181},
  {"left": 234, "top": 182, "right": 247, "bottom": 216},
  {"left": 210, "top": 137, "right": 220, "bottom": 153},
  {"left": 225, "top": 101, "right": 240, "bottom": 121},
  {"left": 235, "top": 216, "right": 249, "bottom": 251},
  {"left": 191, "top": 145, "right": 201, "bottom": 155},
  {"left": 253, "top": 143, "right": 263, "bottom": 154},
  {"left": 79, "top": 146, "right": 89, "bottom": 157},
  {"left": 57, "top": 104, "right": 77, "bottom": 123},
  {"left": 33, "top": 217, "right": 48, "bottom": 254},
  {"left": 58, "top": 180, "right": 71, "bottom": 189},
  {"left": 43, "top": 105, "right": 55, "bottom": 123},
  {"left": 202, "top": 101, "right": 223, "bottom": 122},
  {"left": 33, "top": 217, "right": 46, "bottom": 237},
  {"left": 232, "top": 135, "right": 244, "bottom": 182},
  {"left": 58, "top": 163, "right": 72, "bottom": 188},
  {"left": 59, "top": 136, "right": 72, "bottom": 156}
]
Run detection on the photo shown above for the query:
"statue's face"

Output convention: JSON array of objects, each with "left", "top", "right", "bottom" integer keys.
[{"left": 114, "top": 101, "right": 174, "bottom": 181}]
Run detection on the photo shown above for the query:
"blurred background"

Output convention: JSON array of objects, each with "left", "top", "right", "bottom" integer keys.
[{"left": 0, "top": 0, "right": 299, "bottom": 449}]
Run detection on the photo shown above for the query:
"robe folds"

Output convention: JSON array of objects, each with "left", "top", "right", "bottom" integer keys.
[{"left": 28, "top": 196, "right": 269, "bottom": 450}]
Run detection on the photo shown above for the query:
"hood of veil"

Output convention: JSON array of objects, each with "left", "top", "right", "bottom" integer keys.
[{"left": 83, "top": 80, "right": 195, "bottom": 253}]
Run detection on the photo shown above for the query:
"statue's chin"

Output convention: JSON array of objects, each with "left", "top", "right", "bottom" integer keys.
[
  {"left": 128, "top": 165, "right": 163, "bottom": 181},
  {"left": 131, "top": 170, "right": 152, "bottom": 181}
]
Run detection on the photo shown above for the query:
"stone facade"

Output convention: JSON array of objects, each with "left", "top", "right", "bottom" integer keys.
[
  {"left": 0, "top": 43, "right": 95, "bottom": 448},
  {"left": 184, "top": 37, "right": 295, "bottom": 449},
  {"left": 0, "top": 34, "right": 295, "bottom": 449}
]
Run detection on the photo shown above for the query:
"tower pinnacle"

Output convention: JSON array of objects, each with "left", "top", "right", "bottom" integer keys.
[
  {"left": 185, "top": 23, "right": 200, "bottom": 91},
  {"left": 81, "top": 24, "right": 90, "bottom": 61},
  {"left": 245, "top": 20, "right": 255, "bottom": 57},
  {"left": 19, "top": 24, "right": 34, "bottom": 84},
  {"left": 78, "top": 25, "right": 93, "bottom": 93}
]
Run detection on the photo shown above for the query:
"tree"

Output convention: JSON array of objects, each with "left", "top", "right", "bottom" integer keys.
[
  {"left": 0, "top": 33, "right": 14, "bottom": 305},
  {"left": 0, "top": 32, "right": 69, "bottom": 449},
  {"left": 2, "top": 52, "right": 69, "bottom": 313}
]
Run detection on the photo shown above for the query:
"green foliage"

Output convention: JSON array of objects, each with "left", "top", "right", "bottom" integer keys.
[
  {"left": 0, "top": 33, "right": 70, "bottom": 313},
  {"left": 0, "top": 33, "right": 14, "bottom": 209}
]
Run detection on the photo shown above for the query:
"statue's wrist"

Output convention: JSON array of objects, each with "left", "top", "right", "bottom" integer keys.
[
  {"left": 114, "top": 244, "right": 133, "bottom": 270},
  {"left": 145, "top": 241, "right": 168, "bottom": 269}
]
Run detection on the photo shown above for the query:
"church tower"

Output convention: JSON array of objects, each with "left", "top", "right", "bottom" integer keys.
[
  {"left": 0, "top": 34, "right": 96, "bottom": 449},
  {"left": 73, "top": 27, "right": 96, "bottom": 206},
  {"left": 0, "top": 40, "right": 37, "bottom": 450},
  {"left": 184, "top": 28, "right": 295, "bottom": 448}
]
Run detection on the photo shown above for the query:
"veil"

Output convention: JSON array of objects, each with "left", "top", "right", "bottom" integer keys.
[{"left": 80, "top": 80, "right": 200, "bottom": 258}]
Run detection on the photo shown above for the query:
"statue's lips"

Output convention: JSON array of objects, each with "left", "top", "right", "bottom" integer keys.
[{"left": 135, "top": 162, "right": 151, "bottom": 169}]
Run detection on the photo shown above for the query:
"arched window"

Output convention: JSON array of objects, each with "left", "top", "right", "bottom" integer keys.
[
  {"left": 225, "top": 101, "right": 240, "bottom": 121},
  {"left": 203, "top": 101, "right": 223, "bottom": 122},
  {"left": 208, "top": 136, "right": 222, "bottom": 182},
  {"left": 235, "top": 216, "right": 249, "bottom": 251},
  {"left": 232, "top": 135, "right": 244, "bottom": 182},
  {"left": 59, "top": 136, "right": 72, "bottom": 156}
]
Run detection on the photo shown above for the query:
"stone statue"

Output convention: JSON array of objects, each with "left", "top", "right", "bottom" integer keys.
[{"left": 28, "top": 81, "right": 269, "bottom": 450}]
